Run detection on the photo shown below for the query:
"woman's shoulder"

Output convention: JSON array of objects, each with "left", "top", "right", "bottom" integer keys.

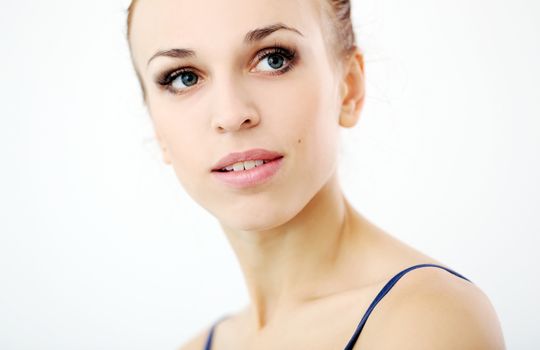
[
  {"left": 177, "top": 326, "right": 211, "bottom": 350},
  {"left": 176, "top": 309, "right": 248, "bottom": 350},
  {"left": 353, "top": 263, "right": 506, "bottom": 349}
]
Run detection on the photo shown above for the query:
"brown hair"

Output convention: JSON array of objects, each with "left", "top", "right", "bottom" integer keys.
[{"left": 125, "top": 0, "right": 358, "bottom": 101}]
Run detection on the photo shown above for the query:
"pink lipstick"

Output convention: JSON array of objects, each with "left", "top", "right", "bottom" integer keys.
[{"left": 211, "top": 148, "right": 284, "bottom": 189}]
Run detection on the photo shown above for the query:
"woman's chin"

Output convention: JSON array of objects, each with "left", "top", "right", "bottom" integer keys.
[{"left": 217, "top": 209, "right": 298, "bottom": 234}]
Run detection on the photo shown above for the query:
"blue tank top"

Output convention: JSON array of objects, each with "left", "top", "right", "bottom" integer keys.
[{"left": 203, "top": 263, "right": 472, "bottom": 350}]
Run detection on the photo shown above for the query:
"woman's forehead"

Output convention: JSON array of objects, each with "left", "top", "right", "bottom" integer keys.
[{"left": 130, "top": 0, "right": 322, "bottom": 65}]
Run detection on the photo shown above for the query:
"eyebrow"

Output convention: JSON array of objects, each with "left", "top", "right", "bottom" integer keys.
[{"left": 146, "top": 23, "right": 303, "bottom": 67}]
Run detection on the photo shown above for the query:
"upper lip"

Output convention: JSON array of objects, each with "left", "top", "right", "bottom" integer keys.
[{"left": 211, "top": 148, "right": 284, "bottom": 171}]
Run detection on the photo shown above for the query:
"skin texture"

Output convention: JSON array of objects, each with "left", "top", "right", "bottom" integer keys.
[{"left": 127, "top": 0, "right": 506, "bottom": 348}]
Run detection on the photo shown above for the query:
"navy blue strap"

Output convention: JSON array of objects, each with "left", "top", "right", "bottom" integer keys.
[
  {"left": 203, "top": 315, "right": 230, "bottom": 350},
  {"left": 342, "top": 263, "right": 472, "bottom": 350}
]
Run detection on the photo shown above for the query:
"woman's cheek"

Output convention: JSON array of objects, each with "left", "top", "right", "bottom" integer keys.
[
  {"left": 149, "top": 103, "right": 204, "bottom": 185},
  {"left": 276, "top": 71, "right": 333, "bottom": 150}
]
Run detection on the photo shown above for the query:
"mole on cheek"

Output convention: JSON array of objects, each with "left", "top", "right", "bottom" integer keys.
[{"left": 297, "top": 139, "right": 302, "bottom": 143}]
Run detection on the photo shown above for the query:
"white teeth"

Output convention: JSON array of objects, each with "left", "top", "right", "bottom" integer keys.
[
  {"left": 223, "top": 159, "right": 269, "bottom": 172},
  {"left": 244, "top": 160, "right": 256, "bottom": 170},
  {"left": 232, "top": 162, "right": 244, "bottom": 171}
]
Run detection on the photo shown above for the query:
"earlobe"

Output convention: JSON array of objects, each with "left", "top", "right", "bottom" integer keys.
[
  {"left": 338, "top": 50, "right": 365, "bottom": 128},
  {"left": 339, "top": 101, "right": 357, "bottom": 128}
]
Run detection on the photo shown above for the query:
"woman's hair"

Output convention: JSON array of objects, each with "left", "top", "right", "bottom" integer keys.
[{"left": 125, "top": 0, "right": 357, "bottom": 101}]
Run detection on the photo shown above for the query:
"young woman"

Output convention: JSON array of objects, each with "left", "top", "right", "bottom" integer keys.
[{"left": 125, "top": 0, "right": 505, "bottom": 349}]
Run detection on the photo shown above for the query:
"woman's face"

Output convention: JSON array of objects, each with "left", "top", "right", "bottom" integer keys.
[{"left": 129, "top": 0, "right": 348, "bottom": 231}]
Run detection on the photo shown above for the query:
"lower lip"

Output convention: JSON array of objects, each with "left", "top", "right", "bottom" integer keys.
[{"left": 211, "top": 157, "right": 284, "bottom": 189}]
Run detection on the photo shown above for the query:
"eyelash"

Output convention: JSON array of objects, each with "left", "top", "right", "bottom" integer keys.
[{"left": 156, "top": 44, "right": 298, "bottom": 95}]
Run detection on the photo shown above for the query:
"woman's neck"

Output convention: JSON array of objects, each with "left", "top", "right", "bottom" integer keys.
[{"left": 219, "top": 171, "right": 363, "bottom": 330}]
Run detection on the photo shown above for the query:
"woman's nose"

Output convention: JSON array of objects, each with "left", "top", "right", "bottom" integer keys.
[{"left": 209, "top": 76, "right": 260, "bottom": 133}]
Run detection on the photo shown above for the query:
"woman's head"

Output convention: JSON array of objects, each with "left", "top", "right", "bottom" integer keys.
[{"left": 125, "top": 0, "right": 365, "bottom": 231}]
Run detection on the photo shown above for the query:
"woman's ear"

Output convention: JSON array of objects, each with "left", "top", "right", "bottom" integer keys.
[
  {"left": 154, "top": 129, "right": 172, "bottom": 165},
  {"left": 338, "top": 49, "right": 365, "bottom": 128}
]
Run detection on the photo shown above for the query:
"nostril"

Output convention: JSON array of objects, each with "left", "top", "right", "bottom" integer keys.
[{"left": 213, "top": 114, "right": 257, "bottom": 132}]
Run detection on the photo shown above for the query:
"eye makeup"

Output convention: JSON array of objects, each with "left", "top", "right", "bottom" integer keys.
[{"left": 153, "top": 41, "right": 300, "bottom": 95}]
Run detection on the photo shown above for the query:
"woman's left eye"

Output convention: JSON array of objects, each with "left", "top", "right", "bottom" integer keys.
[{"left": 253, "top": 47, "right": 297, "bottom": 74}]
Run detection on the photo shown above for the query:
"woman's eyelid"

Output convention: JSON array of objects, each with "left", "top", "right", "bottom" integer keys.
[
  {"left": 254, "top": 41, "right": 296, "bottom": 59},
  {"left": 154, "top": 64, "right": 202, "bottom": 85},
  {"left": 157, "top": 42, "right": 296, "bottom": 73}
]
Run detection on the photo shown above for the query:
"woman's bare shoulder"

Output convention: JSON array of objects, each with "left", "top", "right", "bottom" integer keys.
[
  {"left": 177, "top": 326, "right": 211, "bottom": 350},
  {"left": 354, "top": 265, "right": 506, "bottom": 349}
]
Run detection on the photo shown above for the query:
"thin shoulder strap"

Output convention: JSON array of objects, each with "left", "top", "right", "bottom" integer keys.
[
  {"left": 342, "top": 263, "right": 472, "bottom": 350},
  {"left": 203, "top": 315, "right": 230, "bottom": 350}
]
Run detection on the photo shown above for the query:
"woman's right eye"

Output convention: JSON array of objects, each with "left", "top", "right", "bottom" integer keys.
[{"left": 157, "top": 69, "right": 200, "bottom": 95}]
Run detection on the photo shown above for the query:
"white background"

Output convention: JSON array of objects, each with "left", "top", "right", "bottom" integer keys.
[{"left": 1, "top": 0, "right": 538, "bottom": 349}]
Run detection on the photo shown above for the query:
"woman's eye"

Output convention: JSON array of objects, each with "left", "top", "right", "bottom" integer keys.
[
  {"left": 170, "top": 71, "right": 199, "bottom": 90},
  {"left": 253, "top": 47, "right": 296, "bottom": 74},
  {"left": 256, "top": 53, "right": 286, "bottom": 71},
  {"left": 156, "top": 69, "right": 200, "bottom": 95}
]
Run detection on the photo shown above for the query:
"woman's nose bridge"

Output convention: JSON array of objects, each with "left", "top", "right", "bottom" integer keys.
[{"left": 209, "top": 70, "right": 259, "bottom": 132}]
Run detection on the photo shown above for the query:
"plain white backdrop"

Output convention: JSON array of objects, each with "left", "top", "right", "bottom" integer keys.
[{"left": 1, "top": 0, "right": 538, "bottom": 349}]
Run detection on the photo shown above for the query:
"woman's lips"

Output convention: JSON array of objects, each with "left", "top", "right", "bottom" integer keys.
[
  {"left": 211, "top": 157, "right": 284, "bottom": 189},
  {"left": 211, "top": 148, "right": 283, "bottom": 171}
]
